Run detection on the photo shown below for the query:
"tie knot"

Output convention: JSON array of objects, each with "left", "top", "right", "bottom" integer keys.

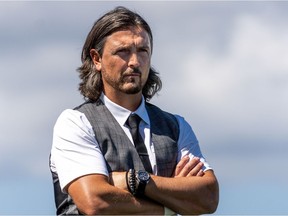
[{"left": 126, "top": 114, "right": 141, "bottom": 129}]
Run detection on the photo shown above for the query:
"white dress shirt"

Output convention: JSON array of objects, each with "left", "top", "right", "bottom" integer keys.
[{"left": 50, "top": 94, "right": 212, "bottom": 192}]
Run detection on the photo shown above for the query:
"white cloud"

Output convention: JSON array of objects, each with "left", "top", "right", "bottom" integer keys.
[
  {"left": 0, "top": 42, "right": 81, "bottom": 177},
  {"left": 178, "top": 14, "right": 288, "bottom": 140}
]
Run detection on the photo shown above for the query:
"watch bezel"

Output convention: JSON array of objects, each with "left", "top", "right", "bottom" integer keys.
[{"left": 137, "top": 170, "right": 150, "bottom": 182}]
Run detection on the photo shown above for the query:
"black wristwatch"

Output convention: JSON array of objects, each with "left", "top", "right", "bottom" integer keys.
[{"left": 135, "top": 170, "right": 150, "bottom": 197}]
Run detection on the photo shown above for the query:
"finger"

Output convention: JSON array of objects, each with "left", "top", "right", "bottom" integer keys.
[
  {"left": 196, "top": 169, "right": 204, "bottom": 177},
  {"left": 178, "top": 157, "right": 201, "bottom": 177},
  {"left": 174, "top": 156, "right": 190, "bottom": 176},
  {"left": 186, "top": 160, "right": 204, "bottom": 177}
]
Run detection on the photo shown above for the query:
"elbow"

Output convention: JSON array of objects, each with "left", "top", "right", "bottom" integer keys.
[
  {"left": 190, "top": 178, "right": 219, "bottom": 215},
  {"left": 203, "top": 178, "right": 219, "bottom": 214},
  {"left": 204, "top": 196, "right": 219, "bottom": 214},
  {"left": 179, "top": 178, "right": 219, "bottom": 215},
  {"left": 77, "top": 197, "right": 109, "bottom": 215}
]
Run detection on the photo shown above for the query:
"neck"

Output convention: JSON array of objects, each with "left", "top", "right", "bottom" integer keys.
[{"left": 103, "top": 91, "right": 143, "bottom": 111}]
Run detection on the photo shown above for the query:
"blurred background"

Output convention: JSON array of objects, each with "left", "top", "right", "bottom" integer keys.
[{"left": 0, "top": 1, "right": 287, "bottom": 214}]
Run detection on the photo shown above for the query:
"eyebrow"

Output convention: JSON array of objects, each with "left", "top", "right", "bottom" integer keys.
[{"left": 113, "top": 43, "right": 151, "bottom": 52}]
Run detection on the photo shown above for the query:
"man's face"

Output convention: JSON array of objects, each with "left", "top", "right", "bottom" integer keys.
[{"left": 96, "top": 26, "right": 152, "bottom": 97}]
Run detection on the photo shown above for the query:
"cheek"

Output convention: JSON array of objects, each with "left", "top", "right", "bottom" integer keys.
[
  {"left": 141, "top": 59, "right": 150, "bottom": 78},
  {"left": 141, "top": 68, "right": 150, "bottom": 84},
  {"left": 139, "top": 53, "right": 150, "bottom": 65},
  {"left": 102, "top": 57, "right": 125, "bottom": 74},
  {"left": 143, "top": 59, "right": 151, "bottom": 74}
]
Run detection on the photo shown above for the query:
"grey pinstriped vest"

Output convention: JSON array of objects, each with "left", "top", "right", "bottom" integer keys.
[{"left": 52, "top": 99, "right": 179, "bottom": 215}]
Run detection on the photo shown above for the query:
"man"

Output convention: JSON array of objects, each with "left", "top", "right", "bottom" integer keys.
[{"left": 50, "top": 6, "right": 219, "bottom": 215}]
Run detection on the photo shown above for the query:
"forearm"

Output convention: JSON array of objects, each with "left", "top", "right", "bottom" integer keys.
[
  {"left": 146, "top": 171, "right": 219, "bottom": 215},
  {"left": 93, "top": 185, "right": 163, "bottom": 215},
  {"left": 91, "top": 186, "right": 163, "bottom": 215},
  {"left": 68, "top": 174, "right": 163, "bottom": 215},
  {"left": 109, "top": 158, "right": 219, "bottom": 215}
]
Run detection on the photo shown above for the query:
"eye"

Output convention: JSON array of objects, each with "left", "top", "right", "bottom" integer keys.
[
  {"left": 116, "top": 48, "right": 130, "bottom": 55},
  {"left": 138, "top": 47, "right": 150, "bottom": 55}
]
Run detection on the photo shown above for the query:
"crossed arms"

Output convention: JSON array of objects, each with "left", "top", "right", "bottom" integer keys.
[{"left": 67, "top": 156, "right": 219, "bottom": 215}]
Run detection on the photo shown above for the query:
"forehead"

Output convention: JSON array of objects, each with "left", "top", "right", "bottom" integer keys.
[{"left": 105, "top": 26, "right": 151, "bottom": 48}]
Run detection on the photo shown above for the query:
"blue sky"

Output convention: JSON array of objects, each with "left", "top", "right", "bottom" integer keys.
[{"left": 0, "top": 1, "right": 288, "bottom": 214}]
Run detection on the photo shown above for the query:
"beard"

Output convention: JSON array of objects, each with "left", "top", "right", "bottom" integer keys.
[
  {"left": 102, "top": 67, "right": 145, "bottom": 95},
  {"left": 120, "top": 78, "right": 142, "bottom": 94}
]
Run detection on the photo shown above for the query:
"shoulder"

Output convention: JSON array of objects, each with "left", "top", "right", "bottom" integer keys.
[
  {"left": 145, "top": 103, "right": 189, "bottom": 127},
  {"left": 145, "top": 102, "right": 177, "bottom": 121},
  {"left": 54, "top": 109, "right": 94, "bottom": 136},
  {"left": 173, "top": 114, "right": 191, "bottom": 128},
  {"left": 74, "top": 99, "right": 103, "bottom": 112},
  {"left": 145, "top": 103, "right": 196, "bottom": 137},
  {"left": 55, "top": 109, "right": 87, "bottom": 125}
]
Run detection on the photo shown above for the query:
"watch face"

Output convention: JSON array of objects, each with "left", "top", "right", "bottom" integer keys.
[{"left": 138, "top": 170, "right": 150, "bottom": 181}]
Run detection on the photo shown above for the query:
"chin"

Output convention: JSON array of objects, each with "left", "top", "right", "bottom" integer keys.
[
  {"left": 121, "top": 82, "right": 142, "bottom": 94},
  {"left": 124, "top": 87, "right": 142, "bottom": 95}
]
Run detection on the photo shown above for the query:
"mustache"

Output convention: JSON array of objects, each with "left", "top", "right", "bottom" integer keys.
[{"left": 124, "top": 68, "right": 142, "bottom": 75}]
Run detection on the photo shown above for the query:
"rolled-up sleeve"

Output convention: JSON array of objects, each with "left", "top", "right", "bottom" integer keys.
[{"left": 50, "top": 109, "right": 108, "bottom": 192}]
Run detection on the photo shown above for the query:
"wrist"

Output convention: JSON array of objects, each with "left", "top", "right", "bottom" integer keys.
[
  {"left": 135, "top": 170, "right": 150, "bottom": 197},
  {"left": 126, "top": 169, "right": 136, "bottom": 195},
  {"left": 126, "top": 169, "right": 150, "bottom": 197}
]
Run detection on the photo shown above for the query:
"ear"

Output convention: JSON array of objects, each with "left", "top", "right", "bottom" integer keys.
[{"left": 90, "top": 49, "right": 102, "bottom": 71}]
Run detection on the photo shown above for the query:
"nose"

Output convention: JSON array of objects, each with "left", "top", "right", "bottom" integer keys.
[{"left": 128, "top": 52, "right": 140, "bottom": 68}]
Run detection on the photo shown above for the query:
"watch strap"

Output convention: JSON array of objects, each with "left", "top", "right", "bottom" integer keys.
[
  {"left": 136, "top": 180, "right": 147, "bottom": 197},
  {"left": 135, "top": 170, "right": 150, "bottom": 197}
]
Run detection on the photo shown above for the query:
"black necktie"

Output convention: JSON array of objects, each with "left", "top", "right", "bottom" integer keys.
[{"left": 126, "top": 114, "right": 153, "bottom": 173}]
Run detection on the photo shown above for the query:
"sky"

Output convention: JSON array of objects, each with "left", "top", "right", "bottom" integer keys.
[{"left": 0, "top": 1, "right": 288, "bottom": 215}]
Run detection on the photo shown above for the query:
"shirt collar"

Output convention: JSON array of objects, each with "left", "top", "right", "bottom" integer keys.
[{"left": 100, "top": 93, "right": 150, "bottom": 126}]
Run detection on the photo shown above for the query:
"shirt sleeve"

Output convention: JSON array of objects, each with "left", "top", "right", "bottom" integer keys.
[
  {"left": 175, "top": 114, "right": 212, "bottom": 171},
  {"left": 51, "top": 109, "right": 109, "bottom": 192}
]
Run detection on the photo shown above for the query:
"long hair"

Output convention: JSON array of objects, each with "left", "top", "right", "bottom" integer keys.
[{"left": 77, "top": 6, "right": 162, "bottom": 102}]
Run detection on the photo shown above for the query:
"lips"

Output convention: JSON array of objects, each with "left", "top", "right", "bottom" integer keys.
[
  {"left": 125, "top": 73, "right": 140, "bottom": 77},
  {"left": 123, "top": 69, "right": 141, "bottom": 77}
]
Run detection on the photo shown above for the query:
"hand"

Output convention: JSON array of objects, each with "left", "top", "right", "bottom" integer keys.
[{"left": 173, "top": 156, "right": 204, "bottom": 177}]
